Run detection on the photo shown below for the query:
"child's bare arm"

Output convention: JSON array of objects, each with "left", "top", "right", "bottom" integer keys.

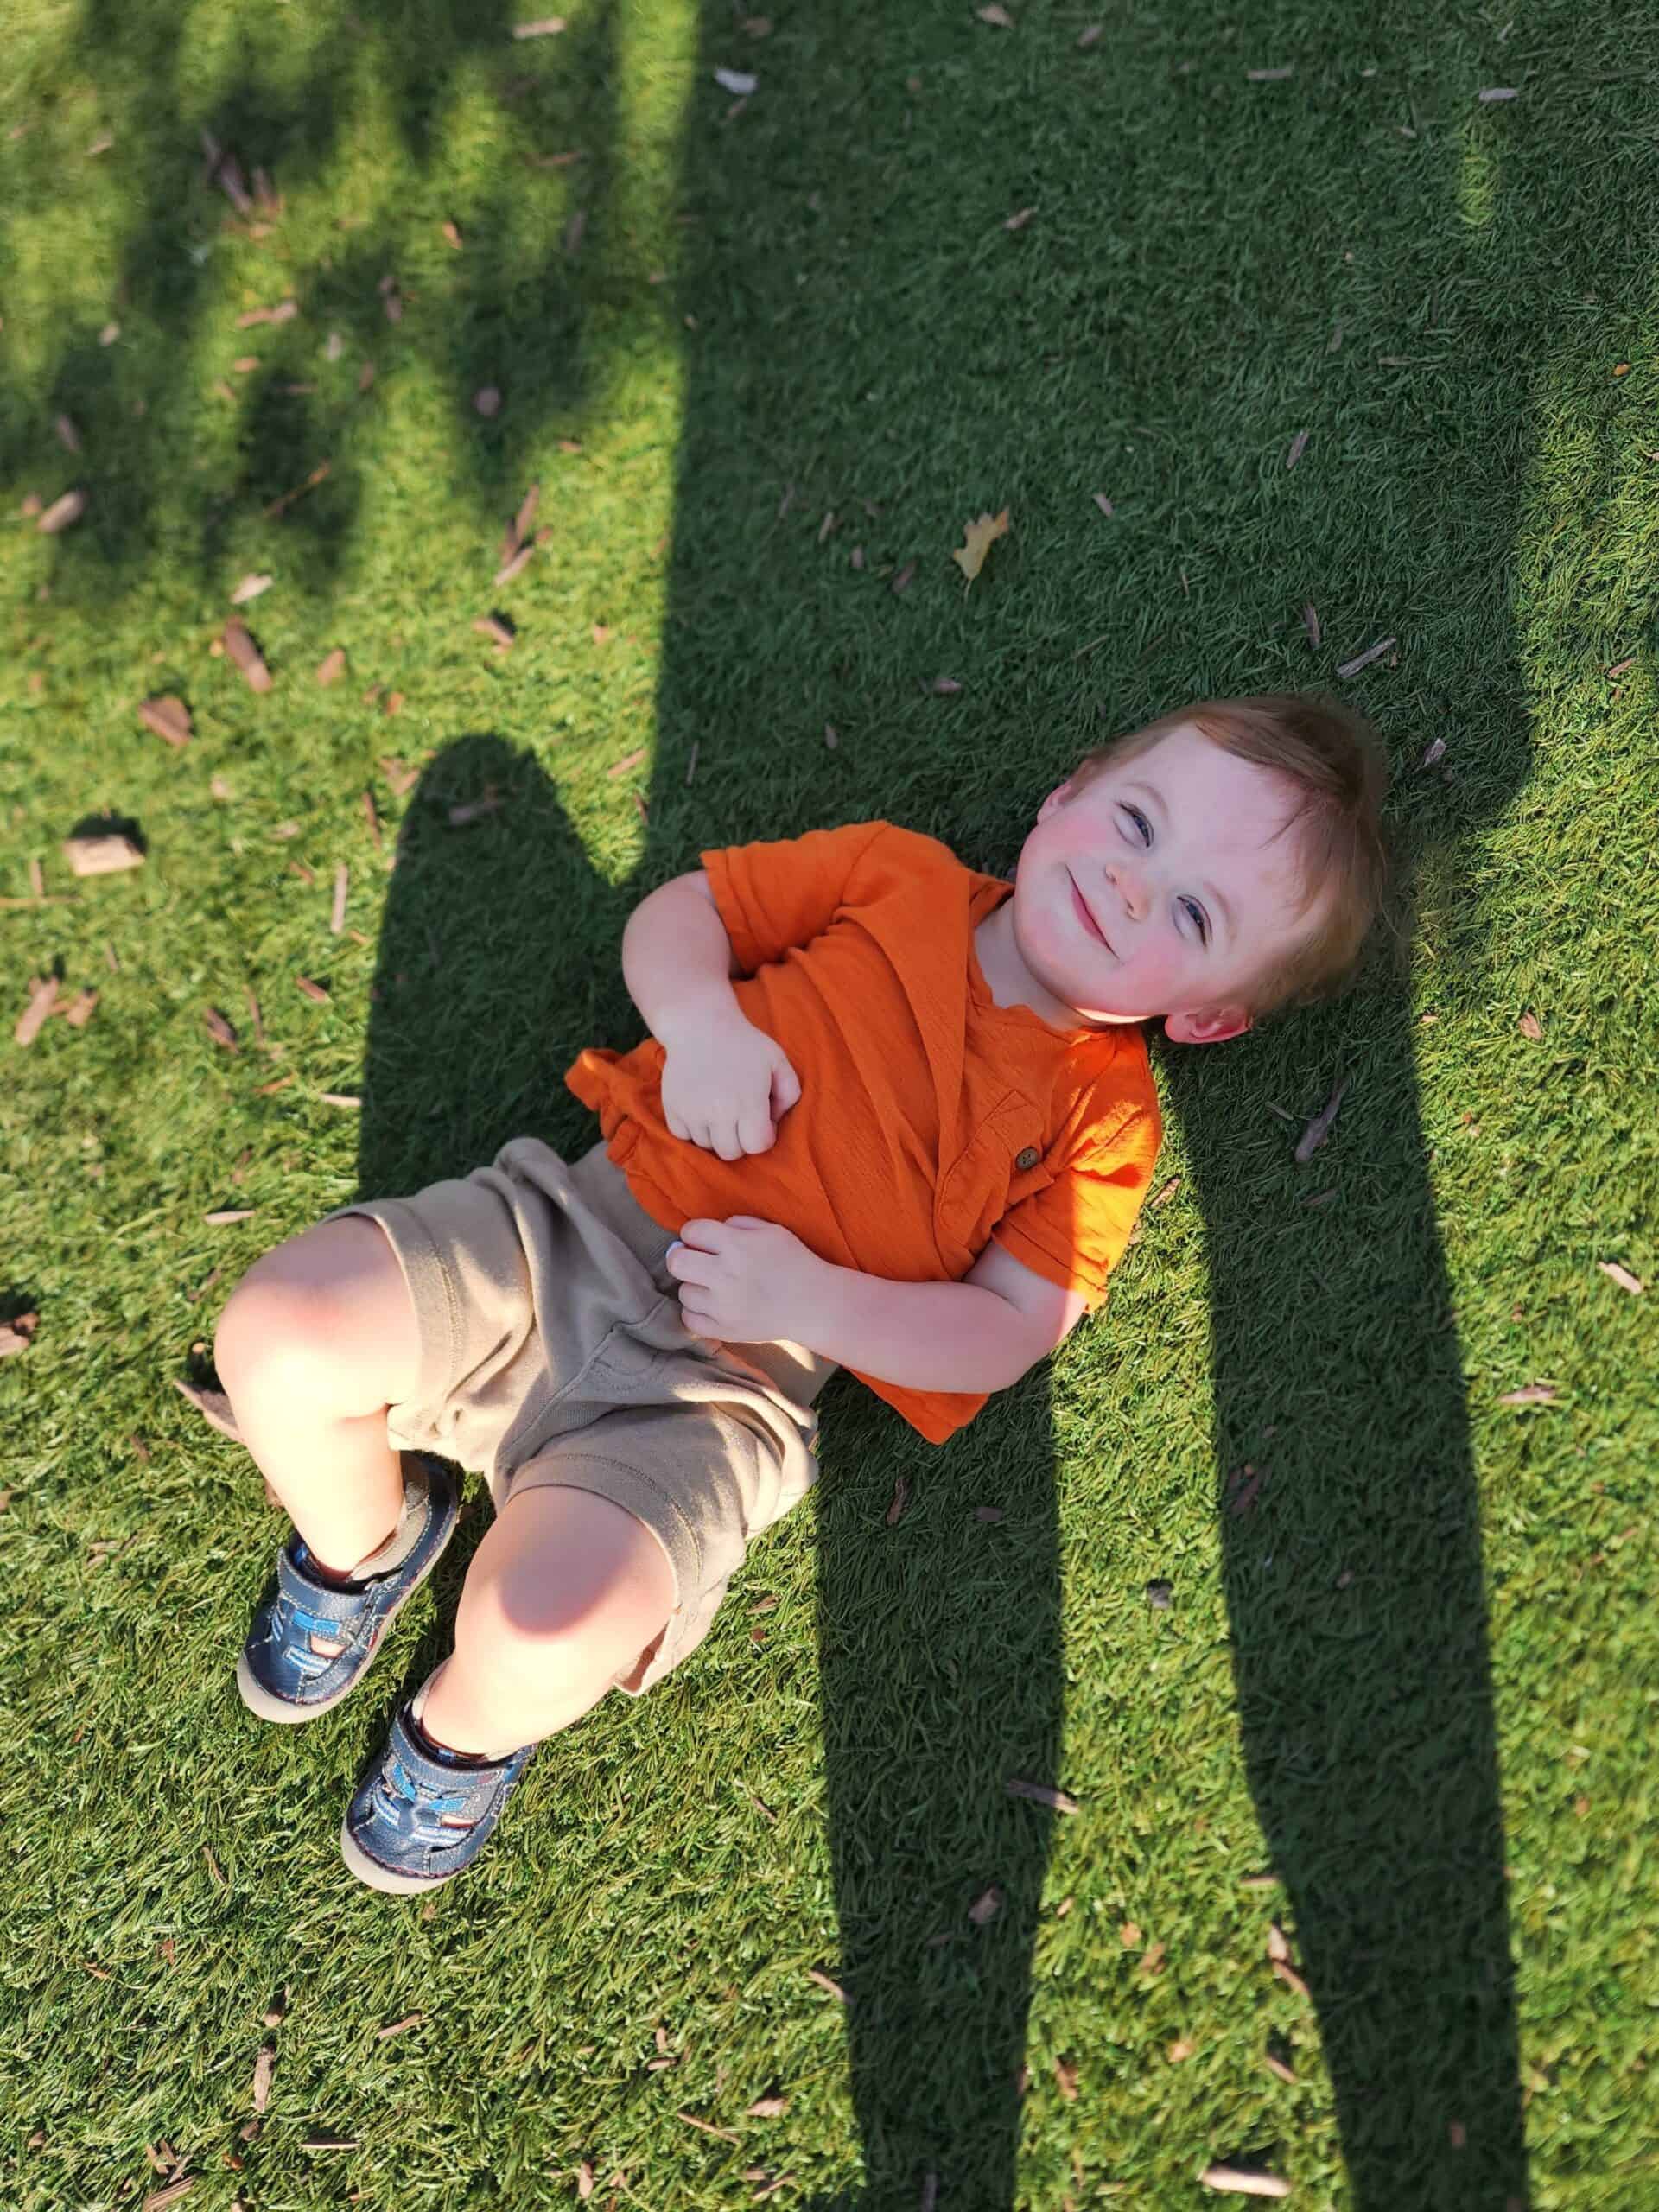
[
  {"left": 666, "top": 1218, "right": 1087, "bottom": 1393},
  {"left": 623, "top": 873, "right": 801, "bottom": 1159}
]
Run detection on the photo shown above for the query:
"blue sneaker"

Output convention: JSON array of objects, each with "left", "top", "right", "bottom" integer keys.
[
  {"left": 340, "top": 1683, "right": 537, "bottom": 1894},
  {"left": 236, "top": 1453, "right": 461, "bottom": 1723}
]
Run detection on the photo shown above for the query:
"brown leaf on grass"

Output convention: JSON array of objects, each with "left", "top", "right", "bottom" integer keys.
[
  {"left": 99, "top": 321, "right": 120, "bottom": 346},
  {"left": 891, "top": 561, "right": 917, "bottom": 594},
  {"left": 473, "top": 614, "right": 515, "bottom": 649},
  {"left": 1246, "top": 66, "right": 1294, "bottom": 81},
  {"left": 15, "top": 976, "right": 60, "bottom": 1045},
  {"left": 1286, "top": 429, "right": 1309, "bottom": 469},
  {"left": 976, "top": 3, "right": 1014, "bottom": 22},
  {"left": 251, "top": 2045, "right": 276, "bottom": 2112},
  {"left": 358, "top": 361, "right": 376, "bottom": 392},
  {"left": 1262, "top": 2048, "right": 1297, "bottom": 2085},
  {"left": 315, "top": 647, "right": 346, "bottom": 686},
  {"left": 374, "top": 2012, "right": 425, "bottom": 2037},
  {"left": 494, "top": 543, "right": 533, "bottom": 587},
  {"left": 224, "top": 619, "right": 272, "bottom": 692},
  {"left": 1052, "top": 2058, "right": 1078, "bottom": 2101},
  {"left": 1419, "top": 736, "right": 1446, "bottom": 769},
  {"left": 64, "top": 833, "right": 144, "bottom": 876},
  {"left": 1140, "top": 1939, "right": 1166, "bottom": 1974},
  {"left": 1199, "top": 2167, "right": 1291, "bottom": 2200},
  {"left": 968, "top": 1885, "right": 1002, "bottom": 1926},
  {"left": 1226, "top": 1465, "right": 1264, "bottom": 1516},
  {"left": 1151, "top": 1174, "right": 1181, "bottom": 1205},
  {"left": 55, "top": 413, "right": 82, "bottom": 453},
  {"left": 1266, "top": 1922, "right": 1290, "bottom": 1963},
  {"left": 1477, "top": 86, "right": 1519, "bottom": 102},
  {"left": 823, "top": 723, "right": 839, "bottom": 749},
  {"left": 173, "top": 1377, "right": 245, "bottom": 1445},
  {"left": 203, "top": 1007, "right": 238, "bottom": 1050},
  {"left": 1336, "top": 635, "right": 1395, "bottom": 679},
  {"left": 441, "top": 219, "right": 462, "bottom": 249},
  {"left": 0, "top": 1313, "right": 39, "bottom": 1357},
  {"left": 206, "top": 1209, "right": 255, "bottom": 1226},
  {"left": 1077, "top": 23, "right": 1103, "bottom": 45},
  {"left": 1294, "top": 1076, "right": 1347, "bottom": 1163},
  {"left": 1167, "top": 2039, "right": 1196, "bottom": 2063},
  {"left": 514, "top": 14, "right": 569, "bottom": 34},
  {"left": 974, "top": 1503, "right": 1004, "bottom": 1522},
  {"left": 20, "top": 493, "right": 43, "bottom": 517},
  {"left": 254, "top": 1073, "right": 293, "bottom": 1097},
  {"left": 951, "top": 508, "right": 1008, "bottom": 584},
  {"left": 139, "top": 695, "right": 192, "bottom": 747},
  {"left": 931, "top": 677, "right": 963, "bottom": 695},
  {"left": 384, "top": 690, "right": 404, "bottom": 716},
  {"left": 1598, "top": 1261, "right": 1644, "bottom": 1295},
  {"left": 362, "top": 788, "right": 381, "bottom": 846},
  {"left": 511, "top": 482, "right": 540, "bottom": 551},
  {"left": 805, "top": 1967, "right": 847, "bottom": 2001},
  {"left": 474, "top": 385, "right": 502, "bottom": 417},
  {"left": 1118, "top": 1920, "right": 1142, "bottom": 1948},
  {"left": 608, "top": 747, "right": 647, "bottom": 779},
  {"left": 295, "top": 976, "right": 329, "bottom": 1003},
  {"left": 379, "top": 755, "right": 420, "bottom": 797},
  {"left": 230, "top": 574, "right": 273, "bottom": 607},
  {"left": 1302, "top": 602, "right": 1320, "bottom": 648},
  {"left": 1006, "top": 1777, "right": 1080, "bottom": 1815},
  {"left": 747, "top": 2096, "right": 790, "bottom": 2118},
  {"left": 1518, "top": 1012, "right": 1543, "bottom": 1040},
  {"left": 38, "top": 488, "right": 87, "bottom": 534},
  {"left": 575, "top": 2162, "right": 595, "bottom": 2201},
  {"left": 1606, "top": 654, "right": 1635, "bottom": 680},
  {"left": 1497, "top": 1384, "right": 1557, "bottom": 1407},
  {"left": 884, "top": 1474, "right": 909, "bottom": 1526},
  {"left": 232, "top": 356, "right": 259, "bottom": 374},
  {"left": 28, "top": 859, "right": 46, "bottom": 899},
  {"left": 61, "top": 988, "right": 99, "bottom": 1028},
  {"left": 330, "top": 863, "right": 348, "bottom": 934},
  {"left": 1003, "top": 206, "right": 1035, "bottom": 231}
]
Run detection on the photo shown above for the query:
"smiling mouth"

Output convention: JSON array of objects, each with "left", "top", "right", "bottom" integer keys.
[{"left": 1068, "top": 870, "right": 1114, "bottom": 955}]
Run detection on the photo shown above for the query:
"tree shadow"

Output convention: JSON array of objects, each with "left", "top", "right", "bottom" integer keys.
[{"left": 30, "top": 0, "right": 1656, "bottom": 2201}]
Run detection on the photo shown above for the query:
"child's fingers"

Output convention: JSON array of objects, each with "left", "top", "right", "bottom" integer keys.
[
  {"left": 664, "top": 1108, "right": 689, "bottom": 1142},
  {"left": 677, "top": 1218, "right": 727, "bottom": 1252},
  {"left": 736, "top": 1101, "right": 775, "bottom": 1154},
  {"left": 770, "top": 1058, "right": 803, "bottom": 1116},
  {"left": 664, "top": 1241, "right": 715, "bottom": 1287}
]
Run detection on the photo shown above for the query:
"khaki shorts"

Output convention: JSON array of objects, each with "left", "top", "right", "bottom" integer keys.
[{"left": 327, "top": 1137, "right": 835, "bottom": 1694}]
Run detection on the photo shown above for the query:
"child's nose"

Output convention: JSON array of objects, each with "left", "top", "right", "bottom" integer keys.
[{"left": 1107, "top": 862, "right": 1149, "bottom": 922}]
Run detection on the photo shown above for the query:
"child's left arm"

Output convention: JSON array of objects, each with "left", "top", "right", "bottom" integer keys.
[{"left": 665, "top": 1217, "right": 1087, "bottom": 1394}]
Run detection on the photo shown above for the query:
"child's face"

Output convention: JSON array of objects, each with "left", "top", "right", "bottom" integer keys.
[{"left": 1009, "top": 723, "right": 1324, "bottom": 1043}]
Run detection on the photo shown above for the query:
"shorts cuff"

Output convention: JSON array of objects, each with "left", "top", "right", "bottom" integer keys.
[{"left": 324, "top": 1196, "right": 464, "bottom": 1427}]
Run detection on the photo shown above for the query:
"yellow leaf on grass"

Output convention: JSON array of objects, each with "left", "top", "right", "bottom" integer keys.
[{"left": 952, "top": 506, "right": 1009, "bottom": 584}]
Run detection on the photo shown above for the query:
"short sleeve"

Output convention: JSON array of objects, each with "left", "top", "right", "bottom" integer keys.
[
  {"left": 702, "top": 820, "right": 896, "bottom": 973},
  {"left": 992, "top": 1098, "right": 1161, "bottom": 1308}
]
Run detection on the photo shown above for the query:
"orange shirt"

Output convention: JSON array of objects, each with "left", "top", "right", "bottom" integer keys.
[{"left": 567, "top": 821, "right": 1162, "bottom": 1443}]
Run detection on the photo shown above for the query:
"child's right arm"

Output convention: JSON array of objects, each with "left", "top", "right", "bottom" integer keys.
[{"left": 622, "top": 872, "right": 802, "bottom": 1160}]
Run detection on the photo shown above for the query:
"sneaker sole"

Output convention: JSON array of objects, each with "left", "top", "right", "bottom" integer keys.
[
  {"left": 234, "top": 1497, "right": 460, "bottom": 1725},
  {"left": 339, "top": 1816, "right": 455, "bottom": 1895}
]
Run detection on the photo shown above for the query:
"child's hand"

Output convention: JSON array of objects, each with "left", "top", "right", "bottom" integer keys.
[
  {"left": 666, "top": 1216, "right": 829, "bottom": 1344},
  {"left": 658, "top": 1013, "right": 802, "bottom": 1160}
]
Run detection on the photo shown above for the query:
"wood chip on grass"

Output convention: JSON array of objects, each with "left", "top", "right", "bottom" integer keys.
[
  {"left": 1335, "top": 635, "right": 1395, "bottom": 680},
  {"left": 223, "top": 620, "right": 272, "bottom": 692},
  {"left": 138, "top": 696, "right": 192, "bottom": 747},
  {"left": 1006, "top": 1777, "right": 1080, "bottom": 1814},
  {"left": 1599, "top": 1261, "right": 1644, "bottom": 1295},
  {"left": 173, "top": 1377, "right": 245, "bottom": 1445},
  {"left": 296, "top": 976, "right": 330, "bottom": 1003},
  {"left": 38, "top": 488, "right": 87, "bottom": 534},
  {"left": 230, "top": 574, "right": 272, "bottom": 606},
  {"left": 64, "top": 832, "right": 144, "bottom": 875},
  {"left": 1199, "top": 2166, "right": 1292, "bottom": 2199},
  {"left": 15, "top": 976, "right": 60, "bottom": 1045},
  {"left": 329, "top": 864, "right": 348, "bottom": 934},
  {"left": 203, "top": 1007, "right": 238, "bottom": 1050}
]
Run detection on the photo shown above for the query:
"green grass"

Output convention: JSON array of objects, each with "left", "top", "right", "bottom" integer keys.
[{"left": 3, "top": 2, "right": 1658, "bottom": 2208}]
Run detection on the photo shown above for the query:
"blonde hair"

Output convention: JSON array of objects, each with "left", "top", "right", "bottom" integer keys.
[{"left": 1075, "top": 693, "right": 1389, "bottom": 1014}]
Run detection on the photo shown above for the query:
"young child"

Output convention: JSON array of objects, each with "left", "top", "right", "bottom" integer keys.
[{"left": 215, "top": 691, "right": 1387, "bottom": 1893}]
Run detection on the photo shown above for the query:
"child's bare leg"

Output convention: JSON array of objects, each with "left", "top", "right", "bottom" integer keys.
[
  {"left": 415, "top": 1480, "right": 675, "bottom": 1757},
  {"left": 215, "top": 1217, "right": 422, "bottom": 1576}
]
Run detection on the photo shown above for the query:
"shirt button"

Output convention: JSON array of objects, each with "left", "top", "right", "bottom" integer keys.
[{"left": 1014, "top": 1146, "right": 1040, "bottom": 1171}]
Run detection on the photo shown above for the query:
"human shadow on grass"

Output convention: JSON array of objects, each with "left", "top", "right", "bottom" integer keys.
[{"left": 51, "top": 0, "right": 1643, "bottom": 2200}]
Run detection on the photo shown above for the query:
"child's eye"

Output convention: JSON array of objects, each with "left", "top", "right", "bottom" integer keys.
[
  {"left": 1118, "top": 804, "right": 1152, "bottom": 847},
  {"left": 1179, "top": 897, "right": 1210, "bottom": 944}
]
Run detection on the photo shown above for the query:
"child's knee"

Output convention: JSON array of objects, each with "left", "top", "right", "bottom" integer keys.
[{"left": 215, "top": 1216, "right": 418, "bottom": 1408}]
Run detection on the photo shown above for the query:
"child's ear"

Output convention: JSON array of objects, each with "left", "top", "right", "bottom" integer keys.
[
  {"left": 1037, "top": 779, "right": 1076, "bottom": 824},
  {"left": 1164, "top": 1005, "right": 1252, "bottom": 1046}
]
